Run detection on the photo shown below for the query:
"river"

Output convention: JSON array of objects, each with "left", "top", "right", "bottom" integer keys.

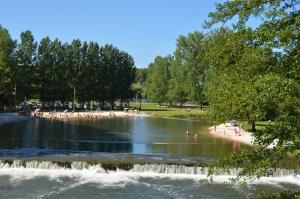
[{"left": 0, "top": 117, "right": 298, "bottom": 198}]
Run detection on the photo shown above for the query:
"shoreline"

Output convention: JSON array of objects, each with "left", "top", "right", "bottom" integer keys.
[
  {"left": 209, "top": 123, "right": 255, "bottom": 146},
  {"left": 209, "top": 123, "right": 276, "bottom": 148},
  {"left": 32, "top": 110, "right": 147, "bottom": 120}
]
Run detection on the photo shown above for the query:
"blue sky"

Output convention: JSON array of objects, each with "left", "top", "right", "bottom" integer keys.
[{"left": 1, "top": 0, "right": 223, "bottom": 67}]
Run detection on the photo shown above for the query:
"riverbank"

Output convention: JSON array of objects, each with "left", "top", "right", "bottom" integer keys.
[
  {"left": 32, "top": 110, "right": 147, "bottom": 120},
  {"left": 210, "top": 123, "right": 254, "bottom": 146},
  {"left": 209, "top": 123, "right": 277, "bottom": 148},
  {"left": 0, "top": 113, "right": 34, "bottom": 126}
]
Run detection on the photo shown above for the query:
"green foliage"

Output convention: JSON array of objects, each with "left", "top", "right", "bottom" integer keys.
[
  {"left": 171, "top": 32, "right": 207, "bottom": 105},
  {"left": 203, "top": 0, "right": 300, "bottom": 183},
  {"left": 146, "top": 32, "right": 208, "bottom": 106},
  {"left": 0, "top": 25, "right": 136, "bottom": 107},
  {"left": 250, "top": 191, "right": 300, "bottom": 199},
  {"left": 208, "top": 147, "right": 284, "bottom": 183},
  {"left": 0, "top": 26, "right": 16, "bottom": 108},
  {"left": 254, "top": 116, "right": 300, "bottom": 156},
  {"left": 203, "top": 29, "right": 282, "bottom": 125},
  {"left": 146, "top": 56, "right": 172, "bottom": 105},
  {"left": 135, "top": 68, "right": 147, "bottom": 85},
  {"left": 16, "top": 30, "right": 37, "bottom": 101}
]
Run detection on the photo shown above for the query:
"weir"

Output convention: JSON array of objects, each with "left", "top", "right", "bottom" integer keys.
[{"left": 0, "top": 159, "right": 299, "bottom": 178}]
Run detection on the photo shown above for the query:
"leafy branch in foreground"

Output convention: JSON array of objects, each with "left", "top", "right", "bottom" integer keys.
[
  {"left": 207, "top": 147, "right": 283, "bottom": 184},
  {"left": 207, "top": 116, "right": 300, "bottom": 184},
  {"left": 250, "top": 191, "right": 300, "bottom": 199}
]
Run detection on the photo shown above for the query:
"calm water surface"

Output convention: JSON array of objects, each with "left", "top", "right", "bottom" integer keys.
[{"left": 0, "top": 117, "right": 247, "bottom": 159}]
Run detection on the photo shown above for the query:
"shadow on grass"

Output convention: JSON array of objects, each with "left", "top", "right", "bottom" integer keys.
[
  {"left": 142, "top": 109, "right": 168, "bottom": 112},
  {"left": 256, "top": 124, "right": 268, "bottom": 127}
]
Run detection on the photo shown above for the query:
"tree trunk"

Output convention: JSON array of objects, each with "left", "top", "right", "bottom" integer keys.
[
  {"left": 73, "top": 85, "right": 76, "bottom": 112},
  {"left": 139, "top": 98, "right": 141, "bottom": 110},
  {"left": 110, "top": 100, "right": 114, "bottom": 110},
  {"left": 251, "top": 120, "right": 256, "bottom": 132}
]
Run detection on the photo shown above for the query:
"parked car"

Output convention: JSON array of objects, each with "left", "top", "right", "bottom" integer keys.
[{"left": 76, "top": 104, "right": 84, "bottom": 110}]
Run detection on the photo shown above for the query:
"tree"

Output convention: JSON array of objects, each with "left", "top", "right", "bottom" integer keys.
[
  {"left": 204, "top": 29, "right": 279, "bottom": 131},
  {"left": 35, "top": 37, "right": 53, "bottom": 105},
  {"left": 68, "top": 39, "right": 82, "bottom": 111},
  {"left": 84, "top": 42, "right": 100, "bottom": 102},
  {"left": 117, "top": 51, "right": 136, "bottom": 105},
  {"left": 167, "top": 61, "right": 189, "bottom": 106},
  {"left": 135, "top": 68, "right": 147, "bottom": 85},
  {"left": 0, "top": 25, "right": 137, "bottom": 109},
  {"left": 16, "top": 30, "right": 37, "bottom": 102},
  {"left": 205, "top": 0, "right": 300, "bottom": 81},
  {"left": 102, "top": 44, "right": 119, "bottom": 107},
  {"left": 146, "top": 56, "right": 172, "bottom": 106},
  {"left": 0, "top": 26, "right": 16, "bottom": 108},
  {"left": 51, "top": 39, "right": 70, "bottom": 103},
  {"left": 173, "top": 32, "right": 207, "bottom": 105},
  {"left": 205, "top": 0, "right": 300, "bottom": 182}
]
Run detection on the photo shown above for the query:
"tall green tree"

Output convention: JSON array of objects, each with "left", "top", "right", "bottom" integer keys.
[
  {"left": 35, "top": 37, "right": 53, "bottom": 105},
  {"left": 68, "top": 39, "right": 82, "bottom": 110},
  {"left": 173, "top": 32, "right": 207, "bottom": 105},
  {"left": 51, "top": 39, "right": 70, "bottom": 103},
  {"left": 203, "top": 29, "right": 279, "bottom": 130},
  {"left": 16, "top": 30, "right": 37, "bottom": 102},
  {"left": 117, "top": 51, "right": 136, "bottom": 104},
  {"left": 0, "top": 26, "right": 16, "bottom": 108},
  {"left": 146, "top": 56, "right": 172, "bottom": 106},
  {"left": 167, "top": 61, "right": 189, "bottom": 106},
  {"left": 85, "top": 41, "right": 100, "bottom": 102},
  {"left": 205, "top": 0, "right": 300, "bottom": 182},
  {"left": 0, "top": 25, "right": 137, "bottom": 108}
]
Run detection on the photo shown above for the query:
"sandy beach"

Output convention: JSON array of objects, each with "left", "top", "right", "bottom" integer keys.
[
  {"left": 209, "top": 123, "right": 255, "bottom": 146},
  {"left": 209, "top": 123, "right": 277, "bottom": 148},
  {"left": 32, "top": 110, "right": 147, "bottom": 120}
]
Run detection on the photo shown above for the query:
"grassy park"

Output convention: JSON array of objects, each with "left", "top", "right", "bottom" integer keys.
[{"left": 130, "top": 102, "right": 208, "bottom": 118}]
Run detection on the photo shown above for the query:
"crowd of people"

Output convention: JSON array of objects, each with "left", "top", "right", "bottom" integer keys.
[{"left": 32, "top": 109, "right": 142, "bottom": 120}]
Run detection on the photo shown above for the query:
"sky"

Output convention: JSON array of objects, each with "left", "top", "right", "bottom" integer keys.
[{"left": 0, "top": 0, "right": 223, "bottom": 67}]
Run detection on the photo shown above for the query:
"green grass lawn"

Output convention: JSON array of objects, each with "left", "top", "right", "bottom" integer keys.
[
  {"left": 238, "top": 120, "right": 272, "bottom": 131},
  {"left": 130, "top": 102, "right": 208, "bottom": 118}
]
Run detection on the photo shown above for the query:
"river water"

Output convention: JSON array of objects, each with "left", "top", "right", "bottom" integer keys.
[
  {"left": 0, "top": 117, "right": 298, "bottom": 198},
  {"left": 0, "top": 117, "right": 246, "bottom": 158}
]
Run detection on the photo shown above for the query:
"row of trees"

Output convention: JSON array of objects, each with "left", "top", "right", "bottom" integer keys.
[
  {"left": 0, "top": 27, "right": 136, "bottom": 109},
  {"left": 145, "top": 32, "right": 207, "bottom": 106},
  {"left": 146, "top": 11, "right": 299, "bottom": 132}
]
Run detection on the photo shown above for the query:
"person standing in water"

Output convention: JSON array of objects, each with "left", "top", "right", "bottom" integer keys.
[
  {"left": 194, "top": 133, "right": 198, "bottom": 142},
  {"left": 186, "top": 130, "right": 189, "bottom": 136},
  {"left": 185, "top": 130, "right": 190, "bottom": 143}
]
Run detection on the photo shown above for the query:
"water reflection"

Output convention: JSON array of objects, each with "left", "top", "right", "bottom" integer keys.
[
  {"left": 0, "top": 117, "right": 249, "bottom": 158},
  {"left": 0, "top": 119, "right": 133, "bottom": 153}
]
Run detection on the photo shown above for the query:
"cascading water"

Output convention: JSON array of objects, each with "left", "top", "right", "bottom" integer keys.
[{"left": 0, "top": 160, "right": 298, "bottom": 178}]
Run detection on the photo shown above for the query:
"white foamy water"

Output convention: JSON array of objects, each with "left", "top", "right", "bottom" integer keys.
[{"left": 0, "top": 160, "right": 299, "bottom": 187}]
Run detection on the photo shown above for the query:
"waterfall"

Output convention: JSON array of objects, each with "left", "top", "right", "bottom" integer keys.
[{"left": 0, "top": 159, "right": 298, "bottom": 178}]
